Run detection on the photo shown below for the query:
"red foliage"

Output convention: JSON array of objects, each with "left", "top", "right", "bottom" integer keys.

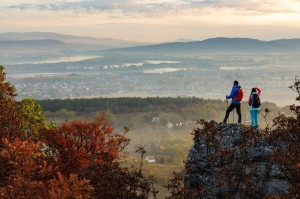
[
  {"left": 0, "top": 66, "right": 23, "bottom": 145},
  {"left": 0, "top": 138, "right": 93, "bottom": 198},
  {"left": 40, "top": 117, "right": 153, "bottom": 198},
  {"left": 41, "top": 117, "right": 130, "bottom": 175},
  {"left": 268, "top": 76, "right": 300, "bottom": 198}
]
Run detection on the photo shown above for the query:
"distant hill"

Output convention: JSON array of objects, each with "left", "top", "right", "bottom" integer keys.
[
  {"left": 109, "top": 37, "right": 300, "bottom": 55},
  {"left": 0, "top": 32, "right": 148, "bottom": 51},
  {"left": 2, "top": 34, "right": 300, "bottom": 55},
  {"left": 0, "top": 39, "right": 116, "bottom": 53},
  {"left": 0, "top": 39, "right": 69, "bottom": 52}
]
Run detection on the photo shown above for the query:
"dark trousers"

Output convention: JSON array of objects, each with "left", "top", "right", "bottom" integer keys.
[{"left": 223, "top": 103, "right": 242, "bottom": 123}]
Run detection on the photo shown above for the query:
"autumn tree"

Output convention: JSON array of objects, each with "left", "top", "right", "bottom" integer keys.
[
  {"left": 20, "top": 97, "right": 47, "bottom": 138},
  {"left": 41, "top": 118, "right": 153, "bottom": 198},
  {"left": 0, "top": 66, "right": 48, "bottom": 142},
  {"left": 268, "top": 76, "right": 300, "bottom": 198},
  {"left": 0, "top": 66, "right": 24, "bottom": 144},
  {"left": 0, "top": 66, "right": 153, "bottom": 198},
  {"left": 0, "top": 138, "right": 93, "bottom": 198},
  {"left": 0, "top": 66, "right": 94, "bottom": 198},
  {"left": 41, "top": 117, "right": 129, "bottom": 174}
]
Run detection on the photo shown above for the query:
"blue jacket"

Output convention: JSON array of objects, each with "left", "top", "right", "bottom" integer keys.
[{"left": 226, "top": 85, "right": 242, "bottom": 104}]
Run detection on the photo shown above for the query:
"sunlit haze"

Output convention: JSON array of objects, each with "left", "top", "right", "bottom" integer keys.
[{"left": 1, "top": 0, "right": 300, "bottom": 42}]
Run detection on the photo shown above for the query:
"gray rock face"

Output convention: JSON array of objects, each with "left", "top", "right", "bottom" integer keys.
[{"left": 185, "top": 123, "right": 288, "bottom": 198}]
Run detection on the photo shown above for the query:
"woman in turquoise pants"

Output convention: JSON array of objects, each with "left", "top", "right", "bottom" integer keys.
[{"left": 248, "top": 87, "right": 261, "bottom": 129}]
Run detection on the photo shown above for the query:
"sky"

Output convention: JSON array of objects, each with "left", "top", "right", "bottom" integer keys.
[{"left": 1, "top": 0, "right": 300, "bottom": 42}]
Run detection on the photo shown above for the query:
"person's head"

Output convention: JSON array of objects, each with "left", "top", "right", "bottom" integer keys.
[
  {"left": 251, "top": 87, "right": 257, "bottom": 93},
  {"left": 233, "top": 80, "right": 239, "bottom": 86}
]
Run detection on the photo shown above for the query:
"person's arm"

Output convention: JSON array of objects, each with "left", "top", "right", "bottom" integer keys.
[
  {"left": 248, "top": 95, "right": 252, "bottom": 106},
  {"left": 256, "top": 88, "right": 261, "bottom": 96},
  {"left": 226, "top": 87, "right": 236, "bottom": 99}
]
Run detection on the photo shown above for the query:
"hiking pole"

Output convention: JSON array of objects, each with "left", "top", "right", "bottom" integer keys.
[
  {"left": 226, "top": 99, "right": 229, "bottom": 123},
  {"left": 233, "top": 109, "right": 235, "bottom": 123}
]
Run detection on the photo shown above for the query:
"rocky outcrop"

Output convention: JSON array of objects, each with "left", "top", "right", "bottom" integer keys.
[{"left": 185, "top": 123, "right": 288, "bottom": 198}]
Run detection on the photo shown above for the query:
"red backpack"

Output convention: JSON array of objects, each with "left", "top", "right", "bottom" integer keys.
[{"left": 234, "top": 88, "right": 244, "bottom": 102}]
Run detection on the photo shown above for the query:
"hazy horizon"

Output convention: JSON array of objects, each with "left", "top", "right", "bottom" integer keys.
[
  {"left": 2, "top": 1, "right": 300, "bottom": 108},
  {"left": 1, "top": 0, "right": 300, "bottom": 43},
  {"left": 1, "top": 31, "right": 300, "bottom": 44}
]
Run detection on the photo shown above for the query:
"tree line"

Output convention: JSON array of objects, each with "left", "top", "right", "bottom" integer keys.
[
  {"left": 37, "top": 97, "right": 226, "bottom": 115},
  {"left": 37, "top": 96, "right": 283, "bottom": 124}
]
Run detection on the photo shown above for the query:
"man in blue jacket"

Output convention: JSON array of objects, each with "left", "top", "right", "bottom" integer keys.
[{"left": 222, "top": 80, "right": 242, "bottom": 123}]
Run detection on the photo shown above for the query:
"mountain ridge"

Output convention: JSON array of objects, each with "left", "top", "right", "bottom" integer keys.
[
  {"left": 2, "top": 33, "right": 300, "bottom": 54},
  {"left": 108, "top": 37, "right": 300, "bottom": 54},
  {"left": 0, "top": 32, "right": 148, "bottom": 49}
]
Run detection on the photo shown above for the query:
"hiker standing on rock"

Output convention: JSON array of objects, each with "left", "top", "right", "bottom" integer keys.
[
  {"left": 222, "top": 80, "right": 244, "bottom": 124},
  {"left": 248, "top": 87, "right": 261, "bottom": 129}
]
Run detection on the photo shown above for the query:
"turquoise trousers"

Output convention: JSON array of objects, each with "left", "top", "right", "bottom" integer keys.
[{"left": 250, "top": 110, "right": 259, "bottom": 129}]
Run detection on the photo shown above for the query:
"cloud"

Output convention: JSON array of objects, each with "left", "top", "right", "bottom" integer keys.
[
  {"left": 3, "top": 0, "right": 300, "bottom": 42},
  {"left": 5, "top": 0, "right": 300, "bottom": 28},
  {"left": 8, "top": 1, "right": 119, "bottom": 11},
  {"left": 7, "top": 0, "right": 300, "bottom": 15}
]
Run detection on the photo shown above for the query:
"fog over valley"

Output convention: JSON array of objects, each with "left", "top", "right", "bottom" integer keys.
[{"left": 1, "top": 33, "right": 299, "bottom": 107}]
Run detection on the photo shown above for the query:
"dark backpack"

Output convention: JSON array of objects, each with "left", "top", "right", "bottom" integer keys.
[{"left": 252, "top": 93, "right": 261, "bottom": 108}]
